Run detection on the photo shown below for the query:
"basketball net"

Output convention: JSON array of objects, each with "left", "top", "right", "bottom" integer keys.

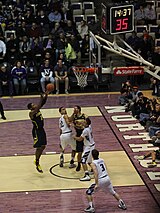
[{"left": 72, "top": 67, "right": 95, "bottom": 88}]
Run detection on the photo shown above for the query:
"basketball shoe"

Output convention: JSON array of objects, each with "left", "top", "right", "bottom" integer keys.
[
  {"left": 84, "top": 206, "right": 95, "bottom": 212},
  {"left": 118, "top": 200, "right": 127, "bottom": 210},
  {"left": 148, "top": 162, "right": 157, "bottom": 168},
  {"left": 80, "top": 174, "right": 91, "bottom": 181},
  {"left": 134, "top": 155, "right": 144, "bottom": 160},
  {"left": 36, "top": 164, "right": 43, "bottom": 173},
  {"left": 69, "top": 159, "right": 76, "bottom": 168},
  {"left": 34, "top": 160, "right": 43, "bottom": 173}
]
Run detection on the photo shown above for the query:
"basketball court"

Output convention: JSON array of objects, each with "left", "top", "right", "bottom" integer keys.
[{"left": 0, "top": 92, "right": 160, "bottom": 212}]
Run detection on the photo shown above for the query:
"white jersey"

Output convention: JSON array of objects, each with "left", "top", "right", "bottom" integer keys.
[
  {"left": 93, "top": 158, "right": 108, "bottom": 179},
  {"left": 81, "top": 125, "right": 95, "bottom": 147},
  {"left": 59, "top": 115, "right": 72, "bottom": 134}
]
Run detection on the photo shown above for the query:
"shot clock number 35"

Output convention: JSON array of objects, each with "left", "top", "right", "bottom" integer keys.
[{"left": 110, "top": 5, "right": 134, "bottom": 35}]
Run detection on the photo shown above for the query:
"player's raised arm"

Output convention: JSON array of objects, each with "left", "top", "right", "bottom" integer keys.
[
  {"left": 28, "top": 92, "right": 48, "bottom": 118},
  {"left": 40, "top": 92, "right": 49, "bottom": 108}
]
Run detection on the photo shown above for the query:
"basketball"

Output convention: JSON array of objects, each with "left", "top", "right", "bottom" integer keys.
[{"left": 46, "top": 83, "right": 55, "bottom": 92}]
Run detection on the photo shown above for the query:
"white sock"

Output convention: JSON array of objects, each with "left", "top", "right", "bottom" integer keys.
[{"left": 89, "top": 202, "right": 93, "bottom": 207}]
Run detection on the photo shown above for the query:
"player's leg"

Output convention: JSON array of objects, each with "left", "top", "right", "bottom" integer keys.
[
  {"left": 80, "top": 147, "right": 93, "bottom": 181},
  {"left": 0, "top": 101, "right": 6, "bottom": 120},
  {"left": 59, "top": 135, "right": 66, "bottom": 167},
  {"left": 84, "top": 183, "right": 96, "bottom": 212},
  {"left": 40, "top": 77, "right": 46, "bottom": 93},
  {"left": 75, "top": 129, "right": 84, "bottom": 171},
  {"left": 59, "top": 144, "right": 65, "bottom": 167},
  {"left": 148, "top": 151, "right": 157, "bottom": 167},
  {"left": 55, "top": 77, "right": 60, "bottom": 94},
  {"left": 68, "top": 134, "right": 76, "bottom": 168},
  {"left": 105, "top": 178, "right": 127, "bottom": 210},
  {"left": 33, "top": 129, "right": 47, "bottom": 173},
  {"left": 134, "top": 151, "right": 152, "bottom": 160},
  {"left": 35, "top": 145, "right": 46, "bottom": 173},
  {"left": 113, "top": 192, "right": 127, "bottom": 210},
  {"left": 76, "top": 151, "right": 82, "bottom": 171},
  {"left": 69, "top": 149, "right": 76, "bottom": 168}
]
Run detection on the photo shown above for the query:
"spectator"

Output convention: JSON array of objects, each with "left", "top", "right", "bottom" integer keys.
[
  {"left": 11, "top": 61, "right": 27, "bottom": 95},
  {"left": 24, "top": 9, "right": 35, "bottom": 27},
  {"left": 50, "top": 22, "right": 64, "bottom": 40},
  {"left": 148, "top": 103, "right": 160, "bottom": 139},
  {"left": 43, "top": 34, "right": 54, "bottom": 52},
  {"left": 5, "top": 14, "right": 15, "bottom": 30},
  {"left": 30, "top": 37, "right": 43, "bottom": 65},
  {"left": 88, "top": 18, "right": 100, "bottom": 35},
  {"left": 81, "top": 34, "right": 89, "bottom": 59},
  {"left": 36, "top": 9, "right": 49, "bottom": 36},
  {"left": 138, "top": 30, "right": 154, "bottom": 61},
  {"left": 19, "top": 35, "right": 31, "bottom": 62},
  {"left": 130, "top": 92, "right": 149, "bottom": 118},
  {"left": 125, "top": 86, "right": 141, "bottom": 112},
  {"left": 27, "top": 22, "right": 42, "bottom": 39},
  {"left": 0, "top": 65, "right": 13, "bottom": 96},
  {"left": 55, "top": 32, "right": 65, "bottom": 61},
  {"left": 145, "top": 100, "right": 160, "bottom": 132},
  {"left": 60, "top": 5, "right": 73, "bottom": 27},
  {"left": 77, "top": 20, "right": 88, "bottom": 40},
  {"left": 69, "top": 34, "right": 81, "bottom": 65},
  {"left": 64, "top": 38, "right": 77, "bottom": 67},
  {"left": 63, "top": 20, "right": 78, "bottom": 37},
  {"left": 6, "top": 33, "right": 19, "bottom": 64},
  {"left": 48, "top": 10, "right": 62, "bottom": 29},
  {"left": 150, "top": 77, "right": 159, "bottom": 96},
  {"left": 125, "top": 31, "right": 141, "bottom": 51},
  {"left": 57, "top": 52, "right": 67, "bottom": 65},
  {"left": 15, "top": 21, "right": 28, "bottom": 41},
  {"left": 0, "top": 39, "right": 6, "bottom": 63},
  {"left": 135, "top": 138, "right": 160, "bottom": 168},
  {"left": 40, "top": 59, "right": 55, "bottom": 93},
  {"left": 134, "top": 5, "right": 146, "bottom": 25},
  {"left": 43, "top": 51, "right": 55, "bottom": 67},
  {"left": 144, "top": 3, "right": 156, "bottom": 25},
  {"left": 54, "top": 59, "right": 69, "bottom": 94}
]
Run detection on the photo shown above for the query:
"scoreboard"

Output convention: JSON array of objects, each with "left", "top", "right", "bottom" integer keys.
[{"left": 101, "top": 4, "right": 134, "bottom": 35}]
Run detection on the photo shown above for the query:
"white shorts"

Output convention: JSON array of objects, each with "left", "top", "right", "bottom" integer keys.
[
  {"left": 81, "top": 145, "right": 95, "bottom": 164},
  {"left": 60, "top": 132, "right": 76, "bottom": 151},
  {"left": 98, "top": 176, "right": 116, "bottom": 195}
]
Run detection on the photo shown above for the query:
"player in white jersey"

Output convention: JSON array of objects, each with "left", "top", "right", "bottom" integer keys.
[
  {"left": 74, "top": 117, "right": 95, "bottom": 181},
  {"left": 84, "top": 149, "right": 127, "bottom": 213},
  {"left": 59, "top": 107, "right": 76, "bottom": 168}
]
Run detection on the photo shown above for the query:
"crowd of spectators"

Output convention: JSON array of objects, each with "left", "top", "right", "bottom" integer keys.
[
  {"left": 0, "top": 0, "right": 101, "bottom": 96},
  {"left": 118, "top": 80, "right": 160, "bottom": 167}
]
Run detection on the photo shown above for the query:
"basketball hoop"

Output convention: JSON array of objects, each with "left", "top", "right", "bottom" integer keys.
[{"left": 72, "top": 67, "right": 96, "bottom": 89}]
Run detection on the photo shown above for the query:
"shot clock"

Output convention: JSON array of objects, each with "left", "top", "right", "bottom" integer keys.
[
  {"left": 110, "top": 5, "right": 134, "bottom": 34},
  {"left": 101, "top": 4, "right": 134, "bottom": 35}
]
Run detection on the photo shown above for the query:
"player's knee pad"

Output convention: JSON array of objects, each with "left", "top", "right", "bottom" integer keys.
[{"left": 86, "top": 184, "right": 96, "bottom": 195}]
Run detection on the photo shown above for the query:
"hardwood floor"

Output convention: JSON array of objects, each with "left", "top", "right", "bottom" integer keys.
[{"left": 0, "top": 91, "right": 159, "bottom": 212}]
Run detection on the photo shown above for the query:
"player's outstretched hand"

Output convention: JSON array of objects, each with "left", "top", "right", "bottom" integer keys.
[{"left": 40, "top": 92, "right": 48, "bottom": 99}]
